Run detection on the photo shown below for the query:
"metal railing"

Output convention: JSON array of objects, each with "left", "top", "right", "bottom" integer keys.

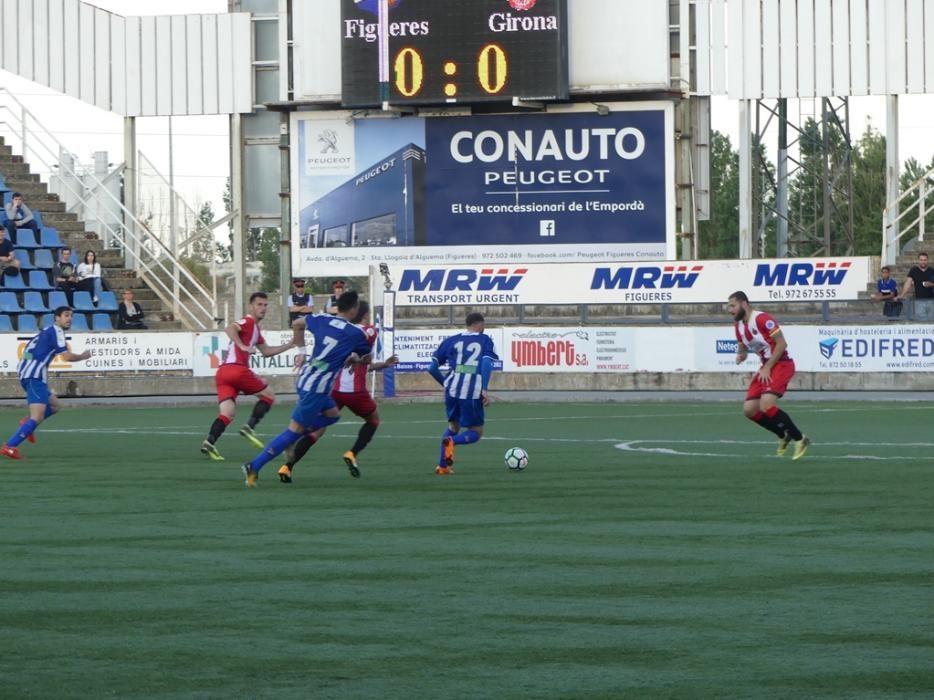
[
  {"left": 0, "top": 88, "right": 221, "bottom": 330},
  {"left": 882, "top": 165, "right": 934, "bottom": 267}
]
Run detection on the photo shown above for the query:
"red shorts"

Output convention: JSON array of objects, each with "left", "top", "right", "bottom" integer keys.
[
  {"left": 745, "top": 359, "right": 796, "bottom": 401},
  {"left": 332, "top": 390, "right": 377, "bottom": 418},
  {"left": 215, "top": 364, "right": 268, "bottom": 403}
]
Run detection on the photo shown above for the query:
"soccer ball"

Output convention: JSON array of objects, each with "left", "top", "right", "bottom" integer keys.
[{"left": 504, "top": 447, "right": 529, "bottom": 471}]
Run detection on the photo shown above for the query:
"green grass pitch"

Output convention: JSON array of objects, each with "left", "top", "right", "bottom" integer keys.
[{"left": 0, "top": 399, "right": 932, "bottom": 699}]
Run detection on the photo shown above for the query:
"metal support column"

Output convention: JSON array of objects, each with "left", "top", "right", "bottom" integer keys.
[
  {"left": 776, "top": 99, "right": 789, "bottom": 256},
  {"left": 122, "top": 117, "right": 137, "bottom": 271},
  {"left": 885, "top": 95, "right": 900, "bottom": 266},
  {"left": 279, "top": 113, "right": 292, "bottom": 325},
  {"left": 230, "top": 113, "right": 247, "bottom": 311},
  {"left": 738, "top": 100, "right": 753, "bottom": 258}
]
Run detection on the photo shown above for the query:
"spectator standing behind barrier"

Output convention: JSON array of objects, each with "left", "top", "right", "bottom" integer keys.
[
  {"left": 54, "top": 247, "right": 79, "bottom": 305},
  {"left": 872, "top": 266, "right": 902, "bottom": 319},
  {"left": 287, "top": 278, "right": 314, "bottom": 323},
  {"left": 0, "top": 226, "right": 22, "bottom": 278},
  {"left": 898, "top": 251, "right": 934, "bottom": 320},
  {"left": 327, "top": 279, "right": 345, "bottom": 314},
  {"left": 76, "top": 250, "right": 105, "bottom": 303},
  {"left": 4, "top": 192, "right": 41, "bottom": 245},
  {"left": 117, "top": 288, "right": 146, "bottom": 330}
]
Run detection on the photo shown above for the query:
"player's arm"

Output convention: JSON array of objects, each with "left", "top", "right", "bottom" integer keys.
[
  {"left": 290, "top": 317, "right": 307, "bottom": 348},
  {"left": 370, "top": 355, "right": 399, "bottom": 371},
  {"left": 735, "top": 341, "right": 748, "bottom": 364},
  {"left": 257, "top": 339, "right": 297, "bottom": 357},
  {"left": 479, "top": 355, "right": 494, "bottom": 406},
  {"left": 225, "top": 321, "right": 253, "bottom": 353},
  {"left": 757, "top": 330, "right": 787, "bottom": 382}
]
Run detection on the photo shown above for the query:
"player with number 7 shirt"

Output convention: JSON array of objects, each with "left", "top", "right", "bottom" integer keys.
[{"left": 241, "top": 290, "right": 373, "bottom": 487}]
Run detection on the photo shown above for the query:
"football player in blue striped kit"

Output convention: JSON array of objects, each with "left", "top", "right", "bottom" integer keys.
[
  {"left": 2, "top": 307, "right": 93, "bottom": 460},
  {"left": 428, "top": 312, "right": 499, "bottom": 475},
  {"left": 241, "top": 290, "right": 373, "bottom": 487}
]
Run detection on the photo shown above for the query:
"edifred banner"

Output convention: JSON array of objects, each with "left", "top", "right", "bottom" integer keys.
[
  {"left": 393, "top": 257, "right": 872, "bottom": 306},
  {"left": 290, "top": 103, "right": 675, "bottom": 277}
]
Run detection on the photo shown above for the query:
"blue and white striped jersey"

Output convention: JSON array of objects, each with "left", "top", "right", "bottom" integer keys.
[
  {"left": 296, "top": 313, "right": 372, "bottom": 395},
  {"left": 17, "top": 325, "right": 68, "bottom": 383},
  {"left": 432, "top": 331, "right": 499, "bottom": 400}
]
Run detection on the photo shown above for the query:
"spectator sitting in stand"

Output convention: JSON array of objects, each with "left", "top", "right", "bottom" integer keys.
[
  {"left": 898, "top": 251, "right": 934, "bottom": 320},
  {"left": 117, "top": 288, "right": 146, "bottom": 329},
  {"left": 872, "top": 266, "right": 902, "bottom": 319},
  {"left": 0, "top": 226, "right": 22, "bottom": 278},
  {"left": 76, "top": 250, "right": 106, "bottom": 303},
  {"left": 287, "top": 278, "right": 314, "bottom": 323},
  {"left": 327, "top": 279, "right": 345, "bottom": 314},
  {"left": 4, "top": 192, "right": 41, "bottom": 245},
  {"left": 54, "top": 246, "right": 79, "bottom": 304}
]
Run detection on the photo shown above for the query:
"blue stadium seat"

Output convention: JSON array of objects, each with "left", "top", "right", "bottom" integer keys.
[
  {"left": 14, "top": 249, "right": 34, "bottom": 270},
  {"left": 0, "top": 314, "right": 12, "bottom": 332},
  {"left": 73, "top": 291, "right": 95, "bottom": 311},
  {"left": 39, "top": 228, "right": 63, "bottom": 249},
  {"left": 92, "top": 313, "right": 113, "bottom": 331},
  {"left": 96, "top": 291, "right": 118, "bottom": 312},
  {"left": 3, "top": 271, "right": 26, "bottom": 290},
  {"left": 27, "top": 270, "right": 53, "bottom": 290},
  {"left": 23, "top": 291, "right": 49, "bottom": 313},
  {"left": 33, "top": 249, "right": 55, "bottom": 269},
  {"left": 15, "top": 229, "right": 39, "bottom": 248},
  {"left": 39, "top": 313, "right": 54, "bottom": 328},
  {"left": 0, "top": 292, "right": 22, "bottom": 313},
  {"left": 16, "top": 314, "right": 38, "bottom": 333},
  {"left": 48, "top": 290, "right": 70, "bottom": 309},
  {"left": 69, "top": 313, "right": 89, "bottom": 332}
]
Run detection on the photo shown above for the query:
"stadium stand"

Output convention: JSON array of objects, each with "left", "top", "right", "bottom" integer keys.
[{"left": 0, "top": 137, "right": 182, "bottom": 332}]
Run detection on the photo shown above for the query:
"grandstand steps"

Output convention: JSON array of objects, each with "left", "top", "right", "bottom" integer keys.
[{"left": 0, "top": 137, "right": 185, "bottom": 331}]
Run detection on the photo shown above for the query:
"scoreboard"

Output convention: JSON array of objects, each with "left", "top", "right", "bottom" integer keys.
[{"left": 341, "top": 0, "right": 569, "bottom": 107}]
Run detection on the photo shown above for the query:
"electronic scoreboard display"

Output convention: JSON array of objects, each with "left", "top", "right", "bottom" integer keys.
[{"left": 341, "top": 0, "right": 569, "bottom": 107}]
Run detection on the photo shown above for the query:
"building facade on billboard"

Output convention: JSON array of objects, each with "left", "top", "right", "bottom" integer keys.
[{"left": 290, "top": 104, "right": 676, "bottom": 276}]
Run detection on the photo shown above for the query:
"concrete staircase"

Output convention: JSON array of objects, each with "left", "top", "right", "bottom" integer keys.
[{"left": 0, "top": 138, "right": 183, "bottom": 330}]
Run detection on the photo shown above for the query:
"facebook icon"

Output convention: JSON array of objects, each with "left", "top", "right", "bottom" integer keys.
[{"left": 539, "top": 220, "right": 556, "bottom": 237}]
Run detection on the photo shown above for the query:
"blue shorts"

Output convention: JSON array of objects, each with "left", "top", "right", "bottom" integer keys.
[
  {"left": 445, "top": 395, "right": 485, "bottom": 428},
  {"left": 22, "top": 378, "right": 51, "bottom": 405},
  {"left": 292, "top": 392, "right": 337, "bottom": 430}
]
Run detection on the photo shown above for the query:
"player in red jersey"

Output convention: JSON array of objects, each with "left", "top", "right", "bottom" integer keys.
[
  {"left": 728, "top": 291, "right": 810, "bottom": 460},
  {"left": 278, "top": 300, "right": 398, "bottom": 483},
  {"left": 200, "top": 292, "right": 297, "bottom": 461}
]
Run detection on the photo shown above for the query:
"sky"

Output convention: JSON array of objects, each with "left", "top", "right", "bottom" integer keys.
[{"left": 4, "top": 0, "right": 934, "bottom": 229}]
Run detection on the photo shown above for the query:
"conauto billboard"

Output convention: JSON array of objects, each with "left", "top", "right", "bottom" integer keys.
[{"left": 290, "top": 103, "right": 675, "bottom": 277}]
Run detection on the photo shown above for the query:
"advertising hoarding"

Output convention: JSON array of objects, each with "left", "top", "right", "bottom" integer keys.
[
  {"left": 391, "top": 257, "right": 872, "bottom": 306},
  {"left": 290, "top": 103, "right": 675, "bottom": 277},
  {"left": 0, "top": 332, "right": 193, "bottom": 373}
]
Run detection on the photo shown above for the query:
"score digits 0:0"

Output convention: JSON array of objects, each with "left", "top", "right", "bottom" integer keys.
[{"left": 394, "top": 44, "right": 508, "bottom": 99}]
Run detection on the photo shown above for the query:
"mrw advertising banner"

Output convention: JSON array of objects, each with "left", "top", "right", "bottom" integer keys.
[
  {"left": 391, "top": 257, "right": 872, "bottom": 306},
  {"left": 290, "top": 103, "right": 675, "bottom": 277}
]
